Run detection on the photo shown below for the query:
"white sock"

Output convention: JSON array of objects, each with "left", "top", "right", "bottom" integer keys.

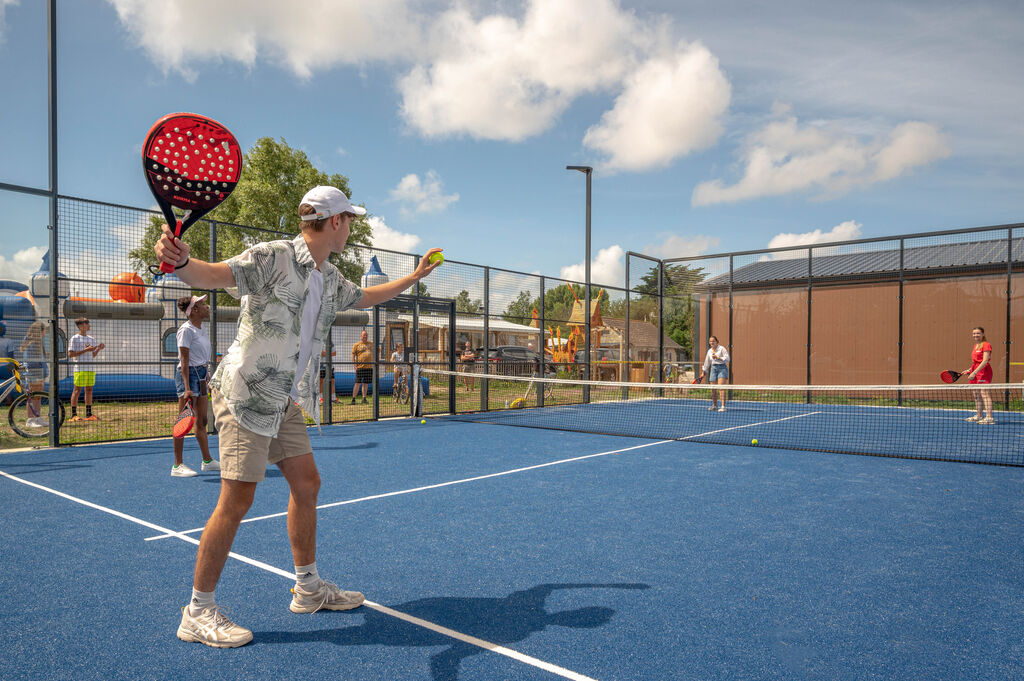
[
  {"left": 188, "top": 588, "right": 216, "bottom": 615},
  {"left": 295, "top": 562, "right": 320, "bottom": 589}
]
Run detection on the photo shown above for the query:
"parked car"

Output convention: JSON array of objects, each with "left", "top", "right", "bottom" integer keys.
[{"left": 475, "top": 345, "right": 556, "bottom": 377}]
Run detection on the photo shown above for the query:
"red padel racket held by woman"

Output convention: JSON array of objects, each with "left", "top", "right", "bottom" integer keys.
[
  {"left": 940, "top": 369, "right": 963, "bottom": 384},
  {"left": 172, "top": 398, "right": 196, "bottom": 439},
  {"left": 142, "top": 113, "right": 243, "bottom": 274}
]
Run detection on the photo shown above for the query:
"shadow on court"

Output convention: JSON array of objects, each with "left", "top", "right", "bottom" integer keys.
[{"left": 256, "top": 582, "right": 649, "bottom": 680}]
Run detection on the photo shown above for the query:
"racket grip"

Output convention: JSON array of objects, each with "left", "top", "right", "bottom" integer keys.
[{"left": 158, "top": 219, "right": 184, "bottom": 273}]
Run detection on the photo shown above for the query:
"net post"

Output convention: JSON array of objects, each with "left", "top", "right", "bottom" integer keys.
[
  {"left": 623, "top": 258, "right": 630, "bottom": 400},
  {"left": 411, "top": 363, "right": 422, "bottom": 417}
]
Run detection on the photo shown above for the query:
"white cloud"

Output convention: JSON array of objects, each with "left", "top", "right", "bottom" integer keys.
[
  {"left": 764, "top": 220, "right": 863, "bottom": 259},
  {"left": 0, "top": 245, "right": 47, "bottom": 285},
  {"left": 109, "top": 0, "right": 731, "bottom": 168},
  {"left": 0, "top": 0, "right": 18, "bottom": 43},
  {"left": 583, "top": 44, "right": 731, "bottom": 172},
  {"left": 336, "top": 146, "right": 347, "bottom": 156},
  {"left": 107, "top": 0, "right": 422, "bottom": 79},
  {"left": 389, "top": 170, "right": 459, "bottom": 215},
  {"left": 692, "top": 112, "right": 951, "bottom": 205},
  {"left": 398, "top": 0, "right": 649, "bottom": 141},
  {"left": 642, "top": 233, "right": 721, "bottom": 260},
  {"left": 560, "top": 245, "right": 625, "bottom": 288},
  {"left": 366, "top": 215, "right": 420, "bottom": 253}
]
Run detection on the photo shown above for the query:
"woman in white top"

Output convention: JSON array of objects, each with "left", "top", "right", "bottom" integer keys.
[
  {"left": 171, "top": 295, "right": 219, "bottom": 477},
  {"left": 699, "top": 335, "right": 730, "bottom": 412}
]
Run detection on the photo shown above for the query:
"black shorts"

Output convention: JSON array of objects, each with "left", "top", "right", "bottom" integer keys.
[{"left": 355, "top": 368, "right": 373, "bottom": 384}]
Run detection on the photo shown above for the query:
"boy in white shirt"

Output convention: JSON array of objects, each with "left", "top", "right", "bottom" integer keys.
[{"left": 68, "top": 318, "right": 104, "bottom": 421}]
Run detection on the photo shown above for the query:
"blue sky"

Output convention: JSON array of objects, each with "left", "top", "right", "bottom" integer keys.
[{"left": 1, "top": 0, "right": 1022, "bottom": 288}]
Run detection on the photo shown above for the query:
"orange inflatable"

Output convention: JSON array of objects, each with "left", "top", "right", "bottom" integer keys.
[{"left": 109, "top": 272, "right": 144, "bottom": 303}]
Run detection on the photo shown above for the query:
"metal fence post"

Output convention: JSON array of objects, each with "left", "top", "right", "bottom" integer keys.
[{"left": 482, "top": 267, "right": 489, "bottom": 411}]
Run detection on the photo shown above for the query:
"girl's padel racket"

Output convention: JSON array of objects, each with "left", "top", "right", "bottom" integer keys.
[
  {"left": 172, "top": 398, "right": 196, "bottom": 438},
  {"left": 940, "top": 369, "right": 963, "bottom": 384},
  {"left": 143, "top": 113, "right": 243, "bottom": 274}
]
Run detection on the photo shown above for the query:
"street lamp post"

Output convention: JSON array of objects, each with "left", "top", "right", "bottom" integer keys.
[{"left": 566, "top": 165, "right": 592, "bottom": 401}]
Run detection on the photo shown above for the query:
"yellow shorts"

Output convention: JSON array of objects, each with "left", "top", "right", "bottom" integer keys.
[
  {"left": 73, "top": 371, "right": 96, "bottom": 387},
  {"left": 210, "top": 389, "right": 312, "bottom": 482}
]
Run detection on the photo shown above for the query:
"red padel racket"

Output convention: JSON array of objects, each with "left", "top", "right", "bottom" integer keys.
[
  {"left": 143, "top": 113, "right": 243, "bottom": 274},
  {"left": 172, "top": 399, "right": 196, "bottom": 438},
  {"left": 939, "top": 369, "right": 963, "bottom": 384}
]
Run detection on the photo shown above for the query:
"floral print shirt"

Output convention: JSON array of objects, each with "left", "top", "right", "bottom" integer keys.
[{"left": 211, "top": 234, "right": 363, "bottom": 436}]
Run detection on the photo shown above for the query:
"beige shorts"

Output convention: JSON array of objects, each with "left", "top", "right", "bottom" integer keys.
[{"left": 211, "top": 389, "right": 312, "bottom": 482}]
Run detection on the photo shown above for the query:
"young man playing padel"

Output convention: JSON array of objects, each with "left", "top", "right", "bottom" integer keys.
[{"left": 154, "top": 185, "right": 442, "bottom": 648}]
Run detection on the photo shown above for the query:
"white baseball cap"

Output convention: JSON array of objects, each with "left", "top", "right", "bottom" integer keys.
[{"left": 299, "top": 185, "right": 367, "bottom": 221}]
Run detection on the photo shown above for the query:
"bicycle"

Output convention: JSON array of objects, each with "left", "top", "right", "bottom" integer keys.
[
  {"left": 393, "top": 370, "right": 410, "bottom": 404},
  {"left": 0, "top": 358, "right": 66, "bottom": 438}
]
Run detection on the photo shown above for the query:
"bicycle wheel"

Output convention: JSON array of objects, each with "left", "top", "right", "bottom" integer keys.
[{"left": 9, "top": 392, "right": 65, "bottom": 438}]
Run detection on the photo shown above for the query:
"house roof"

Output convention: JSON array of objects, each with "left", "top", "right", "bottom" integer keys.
[{"left": 698, "top": 236, "right": 1024, "bottom": 289}]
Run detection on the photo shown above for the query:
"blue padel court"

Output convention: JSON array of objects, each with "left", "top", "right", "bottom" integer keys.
[{"left": 2, "top": 416, "right": 1023, "bottom": 681}]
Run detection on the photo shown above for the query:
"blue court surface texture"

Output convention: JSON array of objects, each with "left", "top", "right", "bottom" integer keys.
[{"left": 1, "top": 416, "right": 1022, "bottom": 681}]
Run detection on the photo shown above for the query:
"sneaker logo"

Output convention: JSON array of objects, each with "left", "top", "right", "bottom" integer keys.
[
  {"left": 301, "top": 572, "right": 313, "bottom": 578},
  {"left": 192, "top": 597, "right": 200, "bottom": 604}
]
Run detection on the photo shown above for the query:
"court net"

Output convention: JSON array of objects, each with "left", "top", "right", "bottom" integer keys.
[{"left": 418, "top": 368, "right": 1024, "bottom": 466}]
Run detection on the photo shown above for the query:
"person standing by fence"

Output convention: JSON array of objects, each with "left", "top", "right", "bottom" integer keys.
[{"left": 171, "top": 295, "right": 219, "bottom": 477}]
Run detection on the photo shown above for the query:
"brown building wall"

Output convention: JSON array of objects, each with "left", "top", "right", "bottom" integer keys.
[
  {"left": 902, "top": 275, "right": 1007, "bottom": 384},
  {"left": 708, "top": 272, "right": 1018, "bottom": 387},
  {"left": 810, "top": 282, "right": 900, "bottom": 384},
  {"left": 730, "top": 288, "right": 807, "bottom": 384}
]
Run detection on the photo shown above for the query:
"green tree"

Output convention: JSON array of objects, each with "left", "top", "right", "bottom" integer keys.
[
  {"left": 501, "top": 290, "right": 538, "bottom": 324},
  {"left": 129, "top": 137, "right": 372, "bottom": 294},
  {"left": 630, "top": 263, "right": 706, "bottom": 359},
  {"left": 454, "top": 289, "right": 482, "bottom": 314},
  {"left": 411, "top": 281, "right": 430, "bottom": 298}
]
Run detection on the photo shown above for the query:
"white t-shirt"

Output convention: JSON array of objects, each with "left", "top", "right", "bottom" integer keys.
[
  {"left": 391, "top": 350, "right": 406, "bottom": 375},
  {"left": 69, "top": 333, "right": 97, "bottom": 369},
  {"left": 702, "top": 345, "right": 730, "bottom": 373},
  {"left": 176, "top": 320, "right": 211, "bottom": 370},
  {"left": 291, "top": 269, "right": 324, "bottom": 401}
]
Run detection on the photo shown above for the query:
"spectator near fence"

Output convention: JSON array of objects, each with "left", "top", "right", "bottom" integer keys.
[
  {"left": 351, "top": 329, "right": 372, "bottom": 404},
  {"left": 68, "top": 317, "right": 103, "bottom": 422}
]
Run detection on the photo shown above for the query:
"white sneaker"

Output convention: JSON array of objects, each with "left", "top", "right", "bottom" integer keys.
[
  {"left": 290, "top": 579, "right": 365, "bottom": 614},
  {"left": 177, "top": 604, "right": 253, "bottom": 648},
  {"left": 717, "top": 406, "right": 727, "bottom": 412},
  {"left": 978, "top": 416, "right": 995, "bottom": 425},
  {"left": 171, "top": 463, "right": 198, "bottom": 477},
  {"left": 25, "top": 417, "right": 46, "bottom": 428},
  {"left": 201, "top": 459, "right": 221, "bottom": 472},
  {"left": 965, "top": 415, "right": 982, "bottom": 422},
  {"left": 708, "top": 406, "right": 717, "bottom": 411}
]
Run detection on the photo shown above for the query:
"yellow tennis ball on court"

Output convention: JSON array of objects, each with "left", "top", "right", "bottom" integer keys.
[
  {"left": 420, "top": 419, "right": 426, "bottom": 424},
  {"left": 428, "top": 251, "right": 444, "bottom": 265},
  {"left": 752, "top": 438, "right": 758, "bottom": 445}
]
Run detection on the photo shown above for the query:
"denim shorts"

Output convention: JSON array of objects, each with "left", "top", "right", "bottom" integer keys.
[
  {"left": 175, "top": 365, "right": 209, "bottom": 397},
  {"left": 709, "top": 363, "right": 729, "bottom": 382}
]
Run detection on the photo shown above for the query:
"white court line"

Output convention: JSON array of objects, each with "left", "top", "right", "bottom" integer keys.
[
  {"left": 0, "top": 468, "right": 601, "bottom": 681},
  {"left": 678, "top": 411, "right": 822, "bottom": 440},
  {"left": 145, "top": 439, "right": 674, "bottom": 541}
]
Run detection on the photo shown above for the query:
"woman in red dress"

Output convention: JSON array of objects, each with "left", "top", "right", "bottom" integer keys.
[{"left": 963, "top": 326, "right": 994, "bottom": 424}]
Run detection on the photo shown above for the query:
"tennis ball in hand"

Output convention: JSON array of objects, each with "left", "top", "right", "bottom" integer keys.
[
  {"left": 751, "top": 438, "right": 758, "bottom": 445},
  {"left": 428, "top": 251, "right": 444, "bottom": 265}
]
